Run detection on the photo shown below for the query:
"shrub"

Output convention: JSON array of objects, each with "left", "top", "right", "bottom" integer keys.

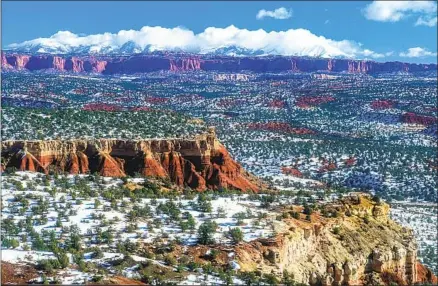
[
  {"left": 209, "top": 249, "right": 220, "bottom": 260},
  {"left": 303, "top": 205, "right": 313, "bottom": 215},
  {"left": 164, "top": 255, "right": 177, "bottom": 266},
  {"left": 37, "top": 259, "right": 60, "bottom": 273},
  {"left": 364, "top": 215, "right": 370, "bottom": 224},
  {"left": 57, "top": 252, "right": 70, "bottom": 268},
  {"left": 2, "top": 238, "right": 19, "bottom": 249},
  {"left": 90, "top": 247, "right": 104, "bottom": 259},
  {"left": 372, "top": 195, "right": 381, "bottom": 205},
  {"left": 197, "top": 221, "right": 217, "bottom": 245},
  {"left": 291, "top": 211, "right": 300, "bottom": 219},
  {"left": 228, "top": 228, "right": 244, "bottom": 244}
]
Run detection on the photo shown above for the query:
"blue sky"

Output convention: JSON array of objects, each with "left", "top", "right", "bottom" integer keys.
[{"left": 2, "top": 1, "right": 437, "bottom": 63}]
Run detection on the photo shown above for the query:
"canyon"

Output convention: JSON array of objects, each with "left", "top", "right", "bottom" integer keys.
[
  {"left": 2, "top": 52, "right": 437, "bottom": 74},
  {"left": 1, "top": 128, "right": 261, "bottom": 192}
]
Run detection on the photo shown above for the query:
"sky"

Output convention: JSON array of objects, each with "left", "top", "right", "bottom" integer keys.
[{"left": 2, "top": 1, "right": 437, "bottom": 63}]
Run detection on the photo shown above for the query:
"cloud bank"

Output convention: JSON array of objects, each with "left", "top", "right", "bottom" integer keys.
[
  {"left": 399, "top": 47, "right": 438, "bottom": 58},
  {"left": 363, "top": 1, "right": 437, "bottom": 26},
  {"left": 7, "top": 25, "right": 389, "bottom": 59},
  {"left": 256, "top": 7, "right": 292, "bottom": 20}
]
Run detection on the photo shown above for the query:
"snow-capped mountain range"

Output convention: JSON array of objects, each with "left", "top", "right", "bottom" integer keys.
[
  {"left": 4, "top": 42, "right": 334, "bottom": 58},
  {"left": 4, "top": 26, "right": 390, "bottom": 59}
]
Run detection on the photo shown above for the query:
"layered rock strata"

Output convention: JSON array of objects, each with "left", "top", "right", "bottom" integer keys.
[
  {"left": 1, "top": 129, "right": 260, "bottom": 192},
  {"left": 234, "top": 194, "right": 430, "bottom": 285},
  {"left": 2, "top": 52, "right": 436, "bottom": 74}
]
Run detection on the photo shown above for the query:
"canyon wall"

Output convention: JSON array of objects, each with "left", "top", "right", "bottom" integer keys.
[
  {"left": 235, "top": 194, "right": 435, "bottom": 285},
  {"left": 1, "top": 129, "right": 260, "bottom": 192},
  {"left": 2, "top": 52, "right": 436, "bottom": 74}
]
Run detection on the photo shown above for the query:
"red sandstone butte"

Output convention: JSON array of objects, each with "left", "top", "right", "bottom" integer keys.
[
  {"left": 97, "top": 152, "right": 126, "bottom": 177},
  {"left": 1, "top": 129, "right": 262, "bottom": 192}
]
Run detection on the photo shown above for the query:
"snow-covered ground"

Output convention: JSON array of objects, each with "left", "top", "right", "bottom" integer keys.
[
  {"left": 1, "top": 171, "right": 281, "bottom": 283},
  {"left": 390, "top": 203, "right": 438, "bottom": 272}
]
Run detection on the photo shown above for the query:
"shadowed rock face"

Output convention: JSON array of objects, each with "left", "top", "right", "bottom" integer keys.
[
  {"left": 2, "top": 52, "right": 437, "bottom": 74},
  {"left": 1, "top": 129, "right": 260, "bottom": 192}
]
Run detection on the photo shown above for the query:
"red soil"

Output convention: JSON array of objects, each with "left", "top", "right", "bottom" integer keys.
[
  {"left": 247, "top": 122, "right": 315, "bottom": 135},
  {"left": 82, "top": 103, "right": 123, "bottom": 112},
  {"left": 281, "top": 167, "right": 303, "bottom": 177},
  {"left": 371, "top": 100, "right": 395, "bottom": 110},
  {"left": 268, "top": 100, "right": 286, "bottom": 108},
  {"left": 296, "top": 96, "right": 335, "bottom": 108},
  {"left": 401, "top": 112, "right": 437, "bottom": 126}
]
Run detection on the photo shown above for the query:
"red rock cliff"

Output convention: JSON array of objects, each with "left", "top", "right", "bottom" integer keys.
[
  {"left": 2, "top": 54, "right": 108, "bottom": 73},
  {"left": 5, "top": 54, "right": 31, "bottom": 69},
  {"left": 170, "top": 57, "right": 202, "bottom": 71},
  {"left": 1, "top": 52, "right": 12, "bottom": 69},
  {"left": 2, "top": 52, "right": 436, "bottom": 74},
  {"left": 1, "top": 129, "right": 261, "bottom": 192}
]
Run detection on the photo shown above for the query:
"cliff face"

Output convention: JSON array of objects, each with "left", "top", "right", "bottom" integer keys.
[
  {"left": 2, "top": 52, "right": 436, "bottom": 74},
  {"left": 169, "top": 58, "right": 201, "bottom": 71},
  {"left": 235, "top": 194, "right": 431, "bottom": 286},
  {"left": 1, "top": 129, "right": 260, "bottom": 192}
]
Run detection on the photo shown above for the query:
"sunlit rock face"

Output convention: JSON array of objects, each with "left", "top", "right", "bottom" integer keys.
[
  {"left": 1, "top": 129, "right": 261, "bottom": 192},
  {"left": 2, "top": 52, "right": 437, "bottom": 74},
  {"left": 234, "top": 194, "right": 437, "bottom": 286}
]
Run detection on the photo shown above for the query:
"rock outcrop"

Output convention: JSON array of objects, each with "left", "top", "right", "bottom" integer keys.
[
  {"left": 401, "top": 112, "right": 437, "bottom": 126},
  {"left": 1, "top": 128, "right": 261, "bottom": 192},
  {"left": 1, "top": 52, "right": 12, "bottom": 70},
  {"left": 234, "top": 194, "right": 432, "bottom": 285},
  {"left": 2, "top": 52, "right": 436, "bottom": 74},
  {"left": 169, "top": 57, "right": 201, "bottom": 71}
]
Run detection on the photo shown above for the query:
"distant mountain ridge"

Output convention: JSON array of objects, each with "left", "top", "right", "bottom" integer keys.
[
  {"left": 2, "top": 51, "right": 437, "bottom": 74},
  {"left": 3, "top": 40, "right": 348, "bottom": 57}
]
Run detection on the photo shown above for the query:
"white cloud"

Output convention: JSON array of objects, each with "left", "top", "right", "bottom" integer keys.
[
  {"left": 256, "top": 7, "right": 292, "bottom": 20},
  {"left": 399, "top": 47, "right": 437, "bottom": 58},
  {"left": 363, "top": 1, "right": 437, "bottom": 26},
  {"left": 8, "top": 25, "right": 387, "bottom": 59},
  {"left": 363, "top": 49, "right": 385, "bottom": 59},
  {"left": 324, "top": 19, "right": 330, "bottom": 25},
  {"left": 415, "top": 16, "right": 438, "bottom": 27}
]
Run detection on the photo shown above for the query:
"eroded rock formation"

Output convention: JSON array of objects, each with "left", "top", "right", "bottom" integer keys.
[
  {"left": 401, "top": 112, "right": 437, "bottom": 126},
  {"left": 233, "top": 194, "right": 430, "bottom": 285},
  {"left": 2, "top": 52, "right": 436, "bottom": 74},
  {"left": 1, "top": 128, "right": 260, "bottom": 192}
]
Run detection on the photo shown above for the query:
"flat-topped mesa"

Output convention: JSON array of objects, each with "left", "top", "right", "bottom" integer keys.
[
  {"left": 234, "top": 193, "right": 436, "bottom": 286},
  {"left": 1, "top": 129, "right": 260, "bottom": 192},
  {"left": 2, "top": 52, "right": 437, "bottom": 74}
]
